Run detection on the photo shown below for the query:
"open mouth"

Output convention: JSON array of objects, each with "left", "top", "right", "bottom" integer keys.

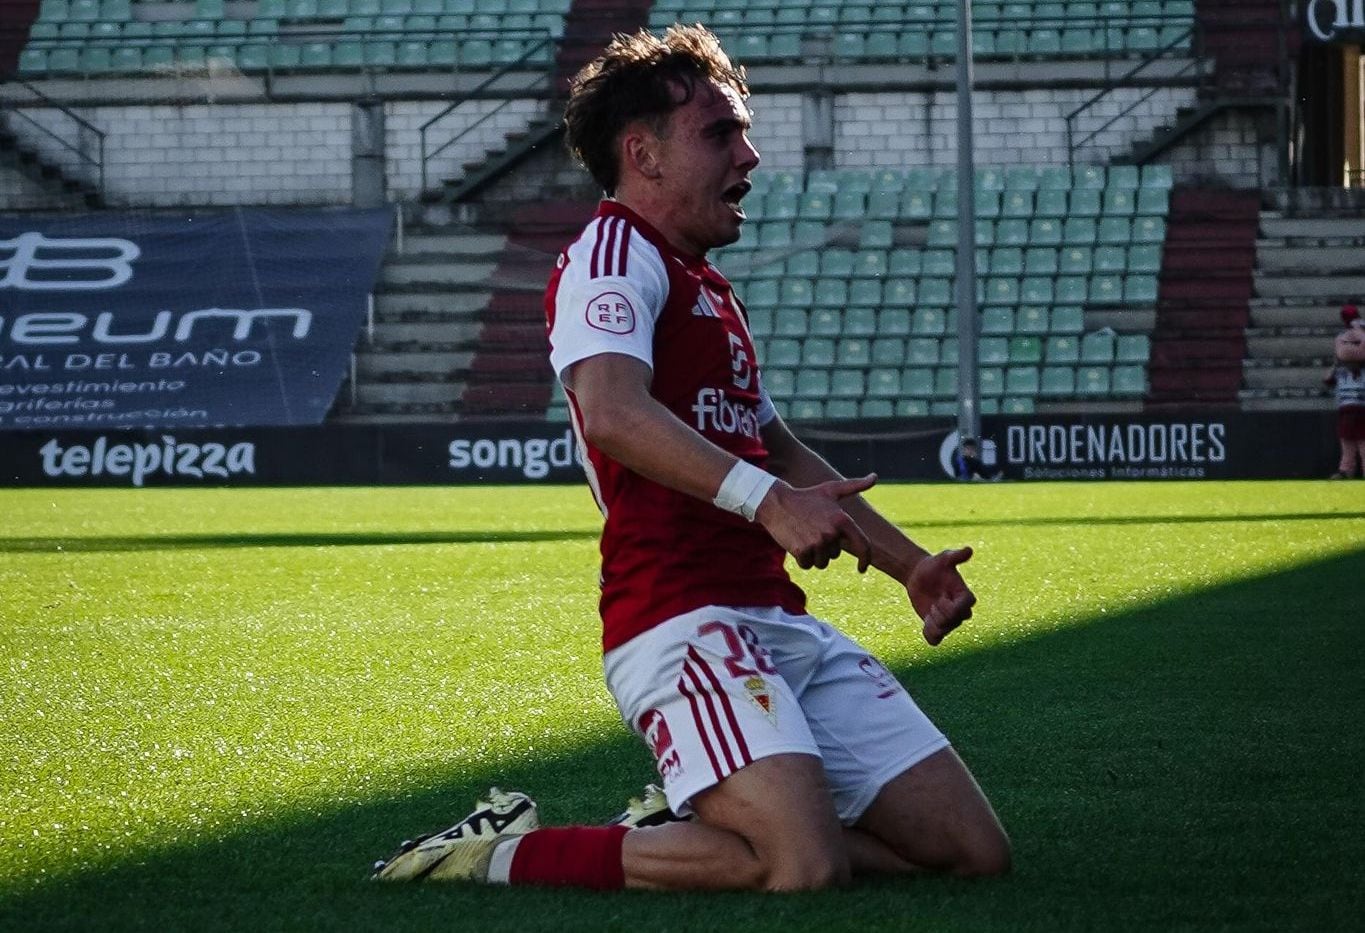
[{"left": 722, "top": 180, "right": 752, "bottom": 212}]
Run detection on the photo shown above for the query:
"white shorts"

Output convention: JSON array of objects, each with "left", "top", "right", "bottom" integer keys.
[{"left": 603, "top": 605, "right": 950, "bottom": 825}]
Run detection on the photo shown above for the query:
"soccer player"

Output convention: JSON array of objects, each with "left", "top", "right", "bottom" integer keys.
[{"left": 373, "top": 24, "right": 1010, "bottom": 891}]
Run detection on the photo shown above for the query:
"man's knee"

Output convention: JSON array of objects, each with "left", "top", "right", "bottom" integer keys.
[{"left": 950, "top": 824, "right": 1012, "bottom": 877}]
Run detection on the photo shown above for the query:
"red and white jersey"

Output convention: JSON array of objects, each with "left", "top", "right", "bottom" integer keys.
[{"left": 546, "top": 200, "right": 806, "bottom": 652}]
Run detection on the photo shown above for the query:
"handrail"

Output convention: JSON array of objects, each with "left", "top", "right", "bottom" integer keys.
[
  {"left": 1064, "top": 26, "right": 1205, "bottom": 167},
  {"left": 419, "top": 32, "right": 557, "bottom": 193},
  {"left": 0, "top": 68, "right": 105, "bottom": 199}
]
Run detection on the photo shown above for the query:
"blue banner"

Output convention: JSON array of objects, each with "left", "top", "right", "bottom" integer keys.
[{"left": 0, "top": 208, "right": 392, "bottom": 428}]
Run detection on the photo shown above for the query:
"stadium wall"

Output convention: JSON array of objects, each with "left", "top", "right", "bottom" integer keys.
[
  {"left": 0, "top": 413, "right": 1341, "bottom": 486},
  {"left": 2, "top": 86, "right": 1268, "bottom": 210}
]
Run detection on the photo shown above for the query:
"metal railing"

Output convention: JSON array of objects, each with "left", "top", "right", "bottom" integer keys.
[
  {"left": 418, "top": 32, "right": 558, "bottom": 194},
  {"left": 0, "top": 69, "right": 105, "bottom": 199},
  {"left": 1064, "top": 25, "right": 1207, "bottom": 167}
]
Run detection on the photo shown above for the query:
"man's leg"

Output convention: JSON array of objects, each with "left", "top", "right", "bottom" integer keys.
[
  {"left": 850, "top": 747, "right": 1010, "bottom": 877},
  {"left": 622, "top": 753, "right": 848, "bottom": 891}
]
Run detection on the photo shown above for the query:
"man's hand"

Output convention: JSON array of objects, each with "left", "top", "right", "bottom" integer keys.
[
  {"left": 906, "top": 547, "right": 976, "bottom": 646},
  {"left": 755, "top": 473, "right": 877, "bottom": 571}
]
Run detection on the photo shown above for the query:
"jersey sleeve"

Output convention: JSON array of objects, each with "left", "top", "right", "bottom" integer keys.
[{"left": 549, "top": 217, "right": 670, "bottom": 381}]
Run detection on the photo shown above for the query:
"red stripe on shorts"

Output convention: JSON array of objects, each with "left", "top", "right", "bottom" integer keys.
[
  {"left": 682, "top": 656, "right": 739, "bottom": 775},
  {"left": 686, "top": 646, "right": 753, "bottom": 767},
  {"left": 677, "top": 665, "right": 724, "bottom": 781}
]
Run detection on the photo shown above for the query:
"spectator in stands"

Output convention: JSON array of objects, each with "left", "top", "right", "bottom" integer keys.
[
  {"left": 1325, "top": 304, "right": 1365, "bottom": 478},
  {"left": 952, "top": 437, "right": 1003, "bottom": 482}
]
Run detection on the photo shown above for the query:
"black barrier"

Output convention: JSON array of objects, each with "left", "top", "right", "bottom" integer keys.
[{"left": 0, "top": 410, "right": 1341, "bottom": 486}]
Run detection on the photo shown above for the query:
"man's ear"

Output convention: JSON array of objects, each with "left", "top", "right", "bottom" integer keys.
[{"left": 621, "top": 126, "right": 662, "bottom": 181}]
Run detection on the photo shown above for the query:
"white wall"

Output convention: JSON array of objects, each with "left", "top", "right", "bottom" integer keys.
[{"left": 0, "top": 85, "right": 1264, "bottom": 212}]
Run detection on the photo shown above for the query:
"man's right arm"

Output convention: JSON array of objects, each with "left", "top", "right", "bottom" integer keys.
[{"left": 567, "top": 352, "right": 873, "bottom": 570}]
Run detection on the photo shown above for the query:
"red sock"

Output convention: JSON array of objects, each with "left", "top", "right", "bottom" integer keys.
[{"left": 507, "top": 825, "right": 629, "bottom": 890}]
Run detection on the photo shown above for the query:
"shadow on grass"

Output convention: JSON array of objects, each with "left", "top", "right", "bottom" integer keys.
[
  {"left": 3, "top": 548, "right": 1362, "bottom": 933},
  {"left": 4, "top": 510, "right": 1362, "bottom": 554},
  {"left": 0, "top": 530, "right": 603, "bottom": 553}
]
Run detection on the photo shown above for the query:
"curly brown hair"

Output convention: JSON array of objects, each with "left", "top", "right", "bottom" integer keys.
[{"left": 563, "top": 23, "right": 750, "bottom": 196}]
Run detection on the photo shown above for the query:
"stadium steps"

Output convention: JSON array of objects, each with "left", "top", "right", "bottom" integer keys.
[
  {"left": 341, "top": 229, "right": 519, "bottom": 419},
  {"left": 1145, "top": 187, "right": 1259, "bottom": 408},
  {"left": 457, "top": 199, "right": 597, "bottom": 419},
  {"left": 1196, "top": 0, "right": 1292, "bottom": 97},
  {"left": 1236, "top": 200, "right": 1365, "bottom": 412},
  {"left": 0, "top": 105, "right": 103, "bottom": 208}
]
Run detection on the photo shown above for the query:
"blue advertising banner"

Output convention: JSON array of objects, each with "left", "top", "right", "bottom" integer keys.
[{"left": 0, "top": 208, "right": 392, "bottom": 428}]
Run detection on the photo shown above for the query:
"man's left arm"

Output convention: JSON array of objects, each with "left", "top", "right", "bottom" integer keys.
[{"left": 761, "top": 414, "right": 976, "bottom": 646}]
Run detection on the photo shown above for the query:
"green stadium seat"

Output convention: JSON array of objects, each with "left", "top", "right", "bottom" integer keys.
[
  {"left": 853, "top": 250, "right": 888, "bottom": 279},
  {"left": 906, "top": 338, "right": 939, "bottom": 366},
  {"left": 999, "top": 396, "right": 1034, "bottom": 414},
  {"left": 934, "top": 189, "right": 959, "bottom": 217},
  {"left": 867, "top": 189, "right": 901, "bottom": 220},
  {"left": 799, "top": 192, "right": 832, "bottom": 221},
  {"left": 1019, "top": 277, "right": 1051, "bottom": 304},
  {"left": 1040, "top": 365, "right": 1075, "bottom": 397},
  {"left": 300, "top": 41, "right": 333, "bottom": 67},
  {"left": 1051, "top": 306, "right": 1084, "bottom": 335},
  {"left": 772, "top": 308, "right": 807, "bottom": 337},
  {"left": 1059, "top": 246, "right": 1093, "bottom": 274},
  {"left": 1015, "top": 306, "right": 1049, "bottom": 335},
  {"left": 901, "top": 190, "right": 934, "bottom": 220},
  {"left": 144, "top": 44, "right": 176, "bottom": 68},
  {"left": 1076, "top": 365, "right": 1111, "bottom": 395},
  {"left": 1112, "top": 365, "right": 1147, "bottom": 397},
  {"left": 1116, "top": 334, "right": 1151, "bottom": 363},
  {"left": 918, "top": 278, "right": 952, "bottom": 307},
  {"left": 913, "top": 307, "right": 948, "bottom": 336},
  {"left": 1064, "top": 218, "right": 1098, "bottom": 244},
  {"left": 848, "top": 280, "right": 882, "bottom": 310},
  {"left": 837, "top": 337, "right": 872, "bottom": 367},
  {"left": 1133, "top": 216, "right": 1167, "bottom": 243},
  {"left": 39, "top": 0, "right": 68, "bottom": 20},
  {"left": 927, "top": 219, "right": 957, "bottom": 248},
  {"left": 887, "top": 249, "right": 921, "bottom": 277},
  {"left": 832, "top": 191, "right": 867, "bottom": 221},
  {"left": 1108, "top": 165, "right": 1140, "bottom": 189},
  {"left": 790, "top": 399, "right": 825, "bottom": 421},
  {"left": 871, "top": 338, "right": 906, "bottom": 366},
  {"left": 1000, "top": 190, "right": 1033, "bottom": 218},
  {"left": 846, "top": 307, "right": 879, "bottom": 337},
  {"left": 880, "top": 308, "right": 912, "bottom": 336},
  {"left": 808, "top": 308, "right": 841, "bottom": 337},
  {"left": 746, "top": 280, "right": 779, "bottom": 310},
  {"left": 1009, "top": 336, "right": 1043, "bottom": 365},
  {"left": 817, "top": 249, "right": 852, "bottom": 278},
  {"left": 779, "top": 250, "right": 815, "bottom": 277},
  {"left": 884, "top": 278, "right": 916, "bottom": 309},
  {"left": 1094, "top": 246, "right": 1127, "bottom": 273},
  {"left": 922, "top": 249, "right": 956, "bottom": 277},
  {"left": 1027, "top": 27, "right": 1061, "bottom": 54},
  {"left": 933, "top": 368, "right": 958, "bottom": 399},
  {"left": 1033, "top": 188, "right": 1068, "bottom": 218},
  {"left": 1136, "top": 188, "right": 1170, "bottom": 216},
  {"left": 898, "top": 29, "right": 930, "bottom": 58},
  {"left": 46, "top": 46, "right": 80, "bottom": 72},
  {"left": 1061, "top": 26, "right": 1097, "bottom": 54},
  {"left": 1104, "top": 189, "right": 1137, "bottom": 216},
  {"left": 1070, "top": 188, "right": 1101, "bottom": 217},
  {"left": 19, "top": 49, "right": 50, "bottom": 74},
  {"left": 1128, "top": 244, "right": 1162, "bottom": 273},
  {"left": 982, "top": 307, "right": 1014, "bottom": 335},
  {"left": 1074, "top": 165, "right": 1106, "bottom": 189},
  {"left": 795, "top": 370, "right": 830, "bottom": 398},
  {"left": 860, "top": 221, "right": 893, "bottom": 249},
  {"left": 767, "top": 339, "right": 801, "bottom": 367},
  {"left": 1026, "top": 218, "right": 1060, "bottom": 247},
  {"left": 902, "top": 369, "right": 935, "bottom": 399},
  {"left": 1097, "top": 218, "right": 1132, "bottom": 244},
  {"left": 746, "top": 308, "right": 774, "bottom": 337},
  {"left": 1089, "top": 274, "right": 1124, "bottom": 304},
  {"left": 979, "top": 367, "right": 1005, "bottom": 397},
  {"left": 1045, "top": 334, "right": 1080, "bottom": 363},
  {"left": 1141, "top": 164, "right": 1174, "bottom": 189},
  {"left": 941, "top": 335, "right": 960, "bottom": 364},
  {"left": 1080, "top": 330, "right": 1117, "bottom": 363},
  {"left": 802, "top": 338, "right": 835, "bottom": 367},
  {"left": 1054, "top": 276, "right": 1086, "bottom": 304},
  {"left": 1124, "top": 275, "right": 1159, "bottom": 304},
  {"left": 1005, "top": 366, "right": 1040, "bottom": 396},
  {"left": 984, "top": 277, "right": 1020, "bottom": 305},
  {"left": 110, "top": 46, "right": 141, "bottom": 72},
  {"left": 980, "top": 336, "right": 1010, "bottom": 365},
  {"left": 860, "top": 399, "right": 895, "bottom": 418},
  {"left": 795, "top": 221, "right": 828, "bottom": 248},
  {"left": 79, "top": 46, "right": 112, "bottom": 71},
  {"left": 1023, "top": 247, "right": 1059, "bottom": 276},
  {"left": 763, "top": 368, "right": 795, "bottom": 398},
  {"left": 68, "top": 0, "right": 99, "bottom": 20},
  {"left": 780, "top": 279, "right": 815, "bottom": 310}
]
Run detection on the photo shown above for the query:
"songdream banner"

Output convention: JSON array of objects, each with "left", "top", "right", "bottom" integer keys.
[
  {"left": 0, "top": 411, "right": 1340, "bottom": 486},
  {"left": 0, "top": 208, "right": 392, "bottom": 428}
]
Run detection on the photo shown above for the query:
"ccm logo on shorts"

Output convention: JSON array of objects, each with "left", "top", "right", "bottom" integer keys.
[{"left": 585, "top": 291, "right": 636, "bottom": 334}]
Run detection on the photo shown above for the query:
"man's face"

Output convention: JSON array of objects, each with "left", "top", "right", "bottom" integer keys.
[{"left": 648, "top": 80, "right": 761, "bottom": 256}]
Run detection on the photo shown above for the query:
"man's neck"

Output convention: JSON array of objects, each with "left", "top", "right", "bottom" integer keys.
[{"left": 610, "top": 190, "right": 704, "bottom": 260}]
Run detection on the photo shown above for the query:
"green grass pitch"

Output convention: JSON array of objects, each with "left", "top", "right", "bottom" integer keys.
[{"left": 1, "top": 481, "right": 1362, "bottom": 932}]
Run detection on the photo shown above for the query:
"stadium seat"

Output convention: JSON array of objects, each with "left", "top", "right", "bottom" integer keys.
[
  {"left": 1009, "top": 336, "right": 1043, "bottom": 365},
  {"left": 1116, "top": 334, "right": 1151, "bottom": 363},
  {"left": 872, "top": 337, "right": 906, "bottom": 366},
  {"left": 1080, "top": 330, "right": 1117, "bottom": 363},
  {"left": 1040, "top": 365, "right": 1075, "bottom": 397},
  {"left": 1111, "top": 364, "right": 1147, "bottom": 397},
  {"left": 1045, "top": 334, "right": 1080, "bottom": 364},
  {"left": 1016, "top": 306, "right": 1050, "bottom": 335},
  {"left": 880, "top": 308, "right": 912, "bottom": 336},
  {"left": 1051, "top": 306, "right": 1085, "bottom": 335},
  {"left": 796, "top": 369, "right": 831, "bottom": 398},
  {"left": 907, "top": 337, "right": 940, "bottom": 366},
  {"left": 1005, "top": 366, "right": 1040, "bottom": 397},
  {"left": 1076, "top": 365, "right": 1111, "bottom": 395}
]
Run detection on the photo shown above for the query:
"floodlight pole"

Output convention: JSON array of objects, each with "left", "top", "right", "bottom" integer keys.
[{"left": 954, "top": 0, "right": 981, "bottom": 444}]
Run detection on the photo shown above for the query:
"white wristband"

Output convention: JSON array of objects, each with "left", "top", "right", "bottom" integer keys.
[{"left": 713, "top": 460, "right": 777, "bottom": 522}]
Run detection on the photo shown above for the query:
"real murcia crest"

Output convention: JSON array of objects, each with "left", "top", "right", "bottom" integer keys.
[{"left": 743, "top": 675, "right": 776, "bottom": 724}]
